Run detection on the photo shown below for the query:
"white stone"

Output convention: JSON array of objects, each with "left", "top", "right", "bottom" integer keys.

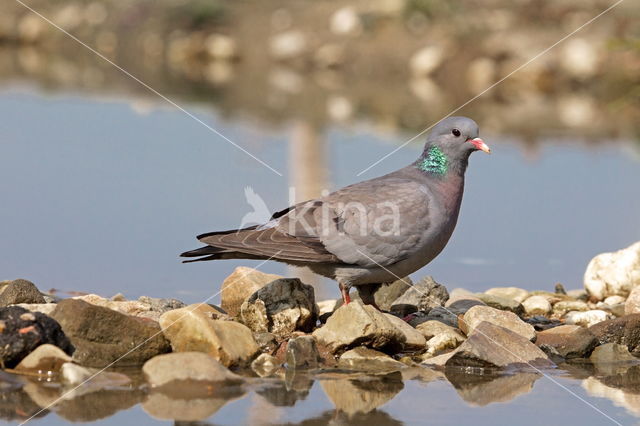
[
  {"left": 584, "top": 242, "right": 640, "bottom": 301},
  {"left": 485, "top": 287, "right": 529, "bottom": 303},
  {"left": 565, "top": 310, "right": 611, "bottom": 328},
  {"left": 522, "top": 296, "right": 552, "bottom": 315}
]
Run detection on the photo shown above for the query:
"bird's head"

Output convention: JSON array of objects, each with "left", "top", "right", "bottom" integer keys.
[{"left": 417, "top": 116, "right": 490, "bottom": 175}]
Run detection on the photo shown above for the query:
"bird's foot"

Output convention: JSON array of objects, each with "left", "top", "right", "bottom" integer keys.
[{"left": 340, "top": 286, "right": 351, "bottom": 305}]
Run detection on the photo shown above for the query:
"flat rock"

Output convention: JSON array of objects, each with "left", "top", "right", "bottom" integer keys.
[
  {"left": 142, "top": 352, "right": 242, "bottom": 387},
  {"left": 463, "top": 305, "right": 536, "bottom": 341},
  {"left": 286, "top": 336, "right": 320, "bottom": 369},
  {"left": 485, "top": 287, "right": 529, "bottom": 303},
  {"left": 522, "top": 296, "right": 552, "bottom": 316},
  {"left": 446, "top": 322, "right": 553, "bottom": 369},
  {"left": 251, "top": 353, "right": 281, "bottom": 377},
  {"left": 338, "top": 347, "right": 405, "bottom": 372},
  {"left": 51, "top": 299, "right": 170, "bottom": 368},
  {"left": 383, "top": 313, "right": 426, "bottom": 351},
  {"left": 14, "top": 343, "right": 72, "bottom": 373},
  {"left": 565, "top": 310, "right": 611, "bottom": 327},
  {"left": 589, "top": 314, "right": 640, "bottom": 355},
  {"left": 240, "top": 278, "right": 317, "bottom": 336},
  {"left": 535, "top": 325, "right": 597, "bottom": 358},
  {"left": 221, "top": 267, "right": 282, "bottom": 316},
  {"left": 0, "top": 306, "right": 73, "bottom": 368},
  {"left": 475, "top": 293, "right": 524, "bottom": 315},
  {"left": 0, "top": 279, "right": 46, "bottom": 306},
  {"left": 389, "top": 276, "right": 448, "bottom": 317},
  {"left": 312, "top": 301, "right": 404, "bottom": 354},
  {"left": 445, "top": 288, "right": 486, "bottom": 315},
  {"left": 159, "top": 304, "right": 259, "bottom": 367},
  {"left": 553, "top": 300, "right": 590, "bottom": 315},
  {"left": 584, "top": 241, "right": 640, "bottom": 301},
  {"left": 625, "top": 286, "right": 640, "bottom": 315}
]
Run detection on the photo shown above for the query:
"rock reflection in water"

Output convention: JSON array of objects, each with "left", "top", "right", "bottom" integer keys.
[
  {"left": 583, "top": 365, "right": 640, "bottom": 417},
  {"left": 444, "top": 368, "right": 541, "bottom": 406}
]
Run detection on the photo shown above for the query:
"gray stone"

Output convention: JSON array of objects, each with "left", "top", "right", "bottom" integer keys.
[
  {"left": 445, "top": 288, "right": 486, "bottom": 315},
  {"left": 312, "top": 302, "right": 404, "bottom": 354},
  {"left": 535, "top": 325, "right": 597, "bottom": 358},
  {"left": 138, "top": 296, "right": 186, "bottom": 313},
  {"left": 338, "top": 347, "right": 405, "bottom": 372},
  {"left": 0, "top": 306, "right": 72, "bottom": 368},
  {"left": 475, "top": 293, "right": 524, "bottom": 315},
  {"left": 589, "top": 314, "right": 640, "bottom": 355},
  {"left": 463, "top": 305, "right": 536, "bottom": 342},
  {"left": 409, "top": 306, "right": 458, "bottom": 328},
  {"left": 159, "top": 304, "right": 259, "bottom": 367},
  {"left": 446, "top": 322, "right": 553, "bottom": 369},
  {"left": 142, "top": 352, "right": 242, "bottom": 387},
  {"left": 286, "top": 336, "right": 320, "bottom": 369},
  {"left": 14, "top": 343, "right": 72, "bottom": 373},
  {"left": 352, "top": 278, "right": 412, "bottom": 311},
  {"left": 383, "top": 313, "right": 426, "bottom": 351},
  {"left": 240, "top": 278, "right": 318, "bottom": 336},
  {"left": 51, "top": 299, "right": 170, "bottom": 368},
  {"left": 389, "top": 276, "right": 449, "bottom": 317},
  {"left": 484, "top": 287, "right": 529, "bottom": 303},
  {"left": 220, "top": 267, "right": 282, "bottom": 317},
  {"left": 0, "top": 279, "right": 45, "bottom": 307}
]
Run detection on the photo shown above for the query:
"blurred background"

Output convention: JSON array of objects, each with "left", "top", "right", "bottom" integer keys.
[{"left": 0, "top": 0, "right": 639, "bottom": 302}]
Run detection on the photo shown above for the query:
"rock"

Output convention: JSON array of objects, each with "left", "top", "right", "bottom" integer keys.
[
  {"left": 251, "top": 353, "right": 281, "bottom": 377},
  {"left": 590, "top": 343, "right": 637, "bottom": 364},
  {"left": 12, "top": 304, "right": 57, "bottom": 316},
  {"left": 565, "top": 310, "right": 611, "bottom": 328},
  {"left": 138, "top": 296, "right": 185, "bottom": 314},
  {"left": 475, "top": 293, "right": 524, "bottom": 315},
  {"left": 330, "top": 7, "right": 362, "bottom": 36},
  {"left": 416, "top": 320, "right": 458, "bottom": 340},
  {"left": 143, "top": 352, "right": 242, "bottom": 387},
  {"left": 73, "top": 294, "right": 155, "bottom": 318},
  {"left": 553, "top": 300, "right": 590, "bottom": 315},
  {"left": 253, "top": 332, "right": 278, "bottom": 354},
  {"left": 389, "top": 276, "right": 448, "bottom": 317},
  {"left": 220, "top": 267, "right": 282, "bottom": 317},
  {"left": 352, "top": 278, "right": 411, "bottom": 312},
  {"left": 338, "top": 347, "right": 405, "bottom": 372},
  {"left": 421, "top": 350, "right": 457, "bottom": 367},
  {"left": 14, "top": 344, "right": 72, "bottom": 373},
  {"left": 589, "top": 314, "right": 640, "bottom": 355},
  {"left": 60, "top": 362, "right": 131, "bottom": 388},
  {"left": 0, "top": 306, "right": 72, "bottom": 368},
  {"left": 286, "top": 336, "right": 320, "bottom": 369},
  {"left": 317, "top": 299, "right": 339, "bottom": 317},
  {"left": 625, "top": 286, "right": 640, "bottom": 315},
  {"left": 584, "top": 241, "right": 640, "bottom": 301},
  {"left": 567, "top": 289, "right": 589, "bottom": 301},
  {"left": 269, "top": 31, "right": 307, "bottom": 60},
  {"left": 525, "top": 316, "right": 563, "bottom": 331},
  {"left": 383, "top": 313, "right": 426, "bottom": 351},
  {"left": 445, "top": 288, "right": 485, "bottom": 315},
  {"left": 143, "top": 389, "right": 240, "bottom": 422},
  {"left": 50, "top": 299, "right": 170, "bottom": 368},
  {"left": 522, "top": 296, "right": 552, "bottom": 316},
  {"left": 320, "top": 372, "right": 403, "bottom": 415},
  {"left": 240, "top": 278, "right": 318, "bottom": 336},
  {"left": 446, "top": 370, "right": 540, "bottom": 406},
  {"left": 408, "top": 306, "right": 458, "bottom": 328},
  {"left": 0, "top": 279, "right": 45, "bottom": 306},
  {"left": 410, "top": 46, "right": 444, "bottom": 76},
  {"left": 205, "top": 34, "right": 238, "bottom": 60},
  {"left": 425, "top": 327, "right": 465, "bottom": 356},
  {"left": 555, "top": 283, "right": 567, "bottom": 295},
  {"left": 605, "top": 295, "right": 627, "bottom": 306},
  {"left": 485, "top": 287, "right": 529, "bottom": 303},
  {"left": 535, "top": 325, "right": 597, "bottom": 358},
  {"left": 159, "top": 304, "right": 259, "bottom": 367},
  {"left": 462, "top": 305, "right": 536, "bottom": 341},
  {"left": 312, "top": 301, "right": 404, "bottom": 354},
  {"left": 446, "top": 322, "right": 553, "bottom": 369}
]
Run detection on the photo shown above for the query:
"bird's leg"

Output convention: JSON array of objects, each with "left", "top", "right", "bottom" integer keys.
[
  {"left": 339, "top": 282, "right": 351, "bottom": 305},
  {"left": 356, "top": 283, "right": 382, "bottom": 310}
]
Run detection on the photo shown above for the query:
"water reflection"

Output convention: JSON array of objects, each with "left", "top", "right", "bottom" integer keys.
[{"left": 3, "top": 364, "right": 640, "bottom": 424}]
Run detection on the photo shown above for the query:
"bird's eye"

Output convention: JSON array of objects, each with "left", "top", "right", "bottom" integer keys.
[{"left": 452, "top": 129, "right": 461, "bottom": 137}]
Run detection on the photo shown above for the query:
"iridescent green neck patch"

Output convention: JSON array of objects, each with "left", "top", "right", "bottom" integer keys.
[{"left": 416, "top": 146, "right": 448, "bottom": 175}]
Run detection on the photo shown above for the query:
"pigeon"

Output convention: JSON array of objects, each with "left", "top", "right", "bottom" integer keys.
[{"left": 181, "top": 116, "right": 490, "bottom": 306}]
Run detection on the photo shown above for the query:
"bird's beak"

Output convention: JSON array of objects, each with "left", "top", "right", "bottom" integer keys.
[{"left": 468, "top": 138, "right": 491, "bottom": 154}]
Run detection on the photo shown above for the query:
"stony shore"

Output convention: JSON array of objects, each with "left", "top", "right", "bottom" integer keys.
[{"left": 1, "top": 241, "right": 639, "bottom": 421}]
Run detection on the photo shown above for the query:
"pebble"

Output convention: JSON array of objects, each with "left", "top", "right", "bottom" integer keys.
[
  {"left": 389, "top": 276, "right": 448, "bottom": 317},
  {"left": 475, "top": 293, "right": 524, "bottom": 315},
  {"left": 425, "top": 328, "right": 465, "bottom": 356},
  {"left": 584, "top": 241, "right": 640, "bottom": 301},
  {"left": 142, "top": 352, "right": 242, "bottom": 387},
  {"left": 409, "top": 306, "right": 458, "bottom": 328},
  {"left": 564, "top": 310, "right": 611, "bottom": 328},
  {"left": 286, "top": 336, "right": 320, "bottom": 369},
  {"left": 220, "top": 267, "right": 282, "bottom": 317},
  {"left": 240, "top": 278, "right": 318, "bottom": 336},
  {"left": 383, "top": 313, "right": 426, "bottom": 351},
  {"left": 463, "top": 305, "right": 536, "bottom": 341},
  {"left": 484, "top": 287, "right": 529, "bottom": 303},
  {"left": 445, "top": 288, "right": 486, "bottom": 315},
  {"left": 522, "top": 296, "right": 552, "bottom": 316},
  {"left": 159, "top": 303, "right": 259, "bottom": 367},
  {"left": 553, "top": 300, "right": 589, "bottom": 315}
]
